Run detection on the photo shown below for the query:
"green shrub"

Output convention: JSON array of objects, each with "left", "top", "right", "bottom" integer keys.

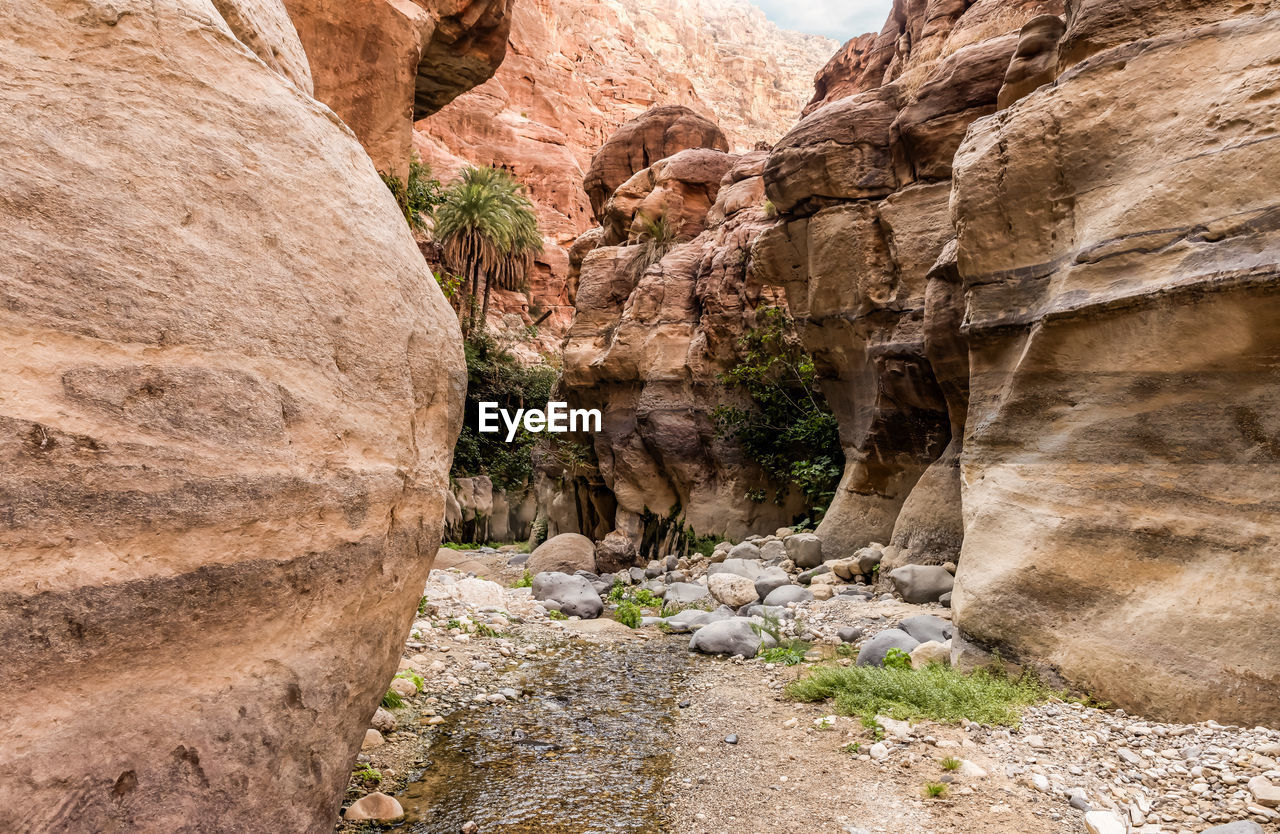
[
  {"left": 451, "top": 331, "right": 557, "bottom": 492},
  {"left": 785, "top": 663, "right": 1056, "bottom": 727},
  {"left": 379, "top": 157, "right": 442, "bottom": 230},
  {"left": 381, "top": 689, "right": 404, "bottom": 710},
  {"left": 883, "top": 647, "right": 913, "bottom": 670},
  {"left": 547, "top": 609, "right": 567, "bottom": 620},
  {"left": 714, "top": 306, "right": 842, "bottom": 516},
  {"left": 354, "top": 763, "right": 382, "bottom": 784},
  {"left": 759, "top": 641, "right": 810, "bottom": 666},
  {"left": 614, "top": 600, "right": 642, "bottom": 629},
  {"left": 513, "top": 570, "right": 533, "bottom": 588},
  {"left": 395, "top": 669, "right": 425, "bottom": 691},
  {"left": 632, "top": 588, "right": 662, "bottom": 608}
]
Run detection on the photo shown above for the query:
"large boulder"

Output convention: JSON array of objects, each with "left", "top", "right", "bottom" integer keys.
[
  {"left": 888, "top": 565, "right": 955, "bottom": 604},
  {"left": 753, "top": 567, "right": 792, "bottom": 600},
  {"left": 0, "top": 2, "right": 467, "bottom": 830},
  {"left": 527, "top": 533, "right": 597, "bottom": 575},
  {"left": 583, "top": 104, "right": 729, "bottom": 219},
  {"left": 531, "top": 572, "right": 602, "bottom": 619},
  {"left": 708, "top": 573, "right": 759, "bottom": 608},
  {"left": 899, "top": 614, "right": 953, "bottom": 645},
  {"left": 783, "top": 533, "right": 824, "bottom": 568},
  {"left": 689, "top": 618, "right": 774, "bottom": 658},
  {"left": 663, "top": 582, "right": 712, "bottom": 609},
  {"left": 762, "top": 585, "right": 814, "bottom": 607},
  {"left": 856, "top": 629, "right": 921, "bottom": 667},
  {"left": 594, "top": 530, "right": 638, "bottom": 574}
]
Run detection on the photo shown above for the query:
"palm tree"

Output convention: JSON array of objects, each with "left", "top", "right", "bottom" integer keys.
[{"left": 432, "top": 166, "right": 542, "bottom": 334}]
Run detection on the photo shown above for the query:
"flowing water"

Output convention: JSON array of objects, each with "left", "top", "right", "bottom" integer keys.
[{"left": 397, "top": 638, "right": 694, "bottom": 833}]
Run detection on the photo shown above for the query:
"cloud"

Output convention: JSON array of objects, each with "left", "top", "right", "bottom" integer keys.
[{"left": 752, "top": 0, "right": 893, "bottom": 42}]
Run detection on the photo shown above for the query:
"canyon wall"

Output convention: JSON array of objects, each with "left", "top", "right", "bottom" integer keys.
[
  {"left": 756, "top": 0, "right": 1280, "bottom": 723},
  {"left": 412, "top": 0, "right": 837, "bottom": 342},
  {"left": 0, "top": 0, "right": 481, "bottom": 828},
  {"left": 542, "top": 107, "right": 796, "bottom": 553}
]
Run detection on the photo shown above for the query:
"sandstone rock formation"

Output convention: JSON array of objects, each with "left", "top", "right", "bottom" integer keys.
[
  {"left": 948, "top": 2, "right": 1280, "bottom": 725},
  {"left": 0, "top": 0, "right": 468, "bottom": 829},
  {"left": 756, "top": 0, "right": 1280, "bottom": 723},
  {"left": 411, "top": 0, "right": 837, "bottom": 342},
  {"left": 283, "top": 0, "right": 515, "bottom": 176},
  {"left": 545, "top": 134, "right": 797, "bottom": 554}
]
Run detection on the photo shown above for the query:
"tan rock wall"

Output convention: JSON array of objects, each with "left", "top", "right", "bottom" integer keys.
[
  {"left": 0, "top": 0, "right": 466, "bottom": 828},
  {"left": 950, "top": 7, "right": 1280, "bottom": 724}
]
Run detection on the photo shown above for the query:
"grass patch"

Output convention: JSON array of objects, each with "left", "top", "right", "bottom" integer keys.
[
  {"left": 840, "top": 742, "right": 861, "bottom": 754},
  {"left": 381, "top": 689, "right": 404, "bottom": 710},
  {"left": 759, "top": 641, "right": 810, "bottom": 666},
  {"left": 395, "top": 669, "right": 424, "bottom": 691},
  {"left": 354, "top": 763, "right": 382, "bottom": 784},
  {"left": 614, "top": 600, "right": 642, "bottom": 629},
  {"left": 786, "top": 663, "right": 1055, "bottom": 727},
  {"left": 941, "top": 756, "right": 961, "bottom": 772},
  {"left": 924, "top": 782, "right": 948, "bottom": 799},
  {"left": 513, "top": 570, "right": 533, "bottom": 588},
  {"left": 547, "top": 609, "right": 567, "bottom": 621},
  {"left": 474, "top": 623, "right": 503, "bottom": 638}
]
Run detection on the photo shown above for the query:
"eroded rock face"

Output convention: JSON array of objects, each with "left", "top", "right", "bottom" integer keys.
[
  {"left": 0, "top": 1, "right": 466, "bottom": 829},
  {"left": 545, "top": 134, "right": 798, "bottom": 555},
  {"left": 756, "top": 0, "right": 1061, "bottom": 565},
  {"left": 950, "top": 4, "right": 1280, "bottom": 724},
  {"left": 282, "top": 0, "right": 514, "bottom": 176}
]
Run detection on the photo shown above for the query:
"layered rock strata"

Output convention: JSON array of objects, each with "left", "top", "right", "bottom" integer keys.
[
  {"left": 758, "top": 0, "right": 1280, "bottom": 723},
  {"left": 544, "top": 109, "right": 795, "bottom": 554},
  {"left": 0, "top": 0, "right": 467, "bottom": 828}
]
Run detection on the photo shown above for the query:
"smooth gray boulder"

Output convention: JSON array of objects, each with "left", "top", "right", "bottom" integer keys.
[
  {"left": 837, "top": 626, "right": 863, "bottom": 644},
  {"left": 939, "top": 591, "right": 952, "bottom": 608},
  {"left": 727, "top": 541, "right": 762, "bottom": 560},
  {"left": 853, "top": 546, "right": 883, "bottom": 575},
  {"left": 663, "top": 582, "right": 711, "bottom": 608},
  {"left": 900, "top": 614, "right": 953, "bottom": 644},
  {"left": 640, "top": 579, "right": 666, "bottom": 597},
  {"left": 689, "top": 618, "right": 775, "bottom": 658},
  {"left": 628, "top": 566, "right": 646, "bottom": 584},
  {"left": 531, "top": 572, "right": 602, "bottom": 619},
  {"left": 662, "top": 607, "right": 734, "bottom": 634},
  {"left": 856, "top": 628, "right": 920, "bottom": 667},
  {"left": 762, "top": 585, "right": 814, "bottom": 607},
  {"left": 796, "top": 564, "right": 830, "bottom": 585},
  {"left": 708, "top": 558, "right": 766, "bottom": 580},
  {"left": 754, "top": 567, "right": 791, "bottom": 600},
  {"left": 785, "top": 532, "right": 824, "bottom": 568},
  {"left": 759, "top": 540, "right": 787, "bottom": 561},
  {"left": 888, "top": 565, "right": 954, "bottom": 604}
]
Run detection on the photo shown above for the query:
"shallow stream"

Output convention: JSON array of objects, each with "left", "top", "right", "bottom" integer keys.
[{"left": 397, "top": 638, "right": 693, "bottom": 833}]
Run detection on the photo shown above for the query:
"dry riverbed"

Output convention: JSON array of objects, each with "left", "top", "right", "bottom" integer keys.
[{"left": 337, "top": 550, "right": 1280, "bottom": 834}]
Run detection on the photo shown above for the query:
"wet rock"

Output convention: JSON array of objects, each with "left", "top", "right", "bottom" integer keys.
[
  {"left": 785, "top": 533, "right": 824, "bottom": 568},
  {"left": 527, "top": 534, "right": 597, "bottom": 576},
  {"left": 856, "top": 629, "right": 920, "bottom": 667},
  {"left": 689, "top": 618, "right": 774, "bottom": 658},
  {"left": 344, "top": 792, "right": 405, "bottom": 822},
  {"left": 762, "top": 585, "right": 814, "bottom": 607},
  {"left": 899, "top": 614, "right": 953, "bottom": 644},
  {"left": 754, "top": 567, "right": 792, "bottom": 600},
  {"left": 887, "top": 565, "right": 954, "bottom": 604},
  {"left": 709, "top": 573, "right": 759, "bottom": 608},
  {"left": 531, "top": 572, "right": 603, "bottom": 619}
]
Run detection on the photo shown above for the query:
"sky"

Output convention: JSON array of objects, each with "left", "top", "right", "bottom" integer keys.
[{"left": 753, "top": 0, "right": 893, "bottom": 42}]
